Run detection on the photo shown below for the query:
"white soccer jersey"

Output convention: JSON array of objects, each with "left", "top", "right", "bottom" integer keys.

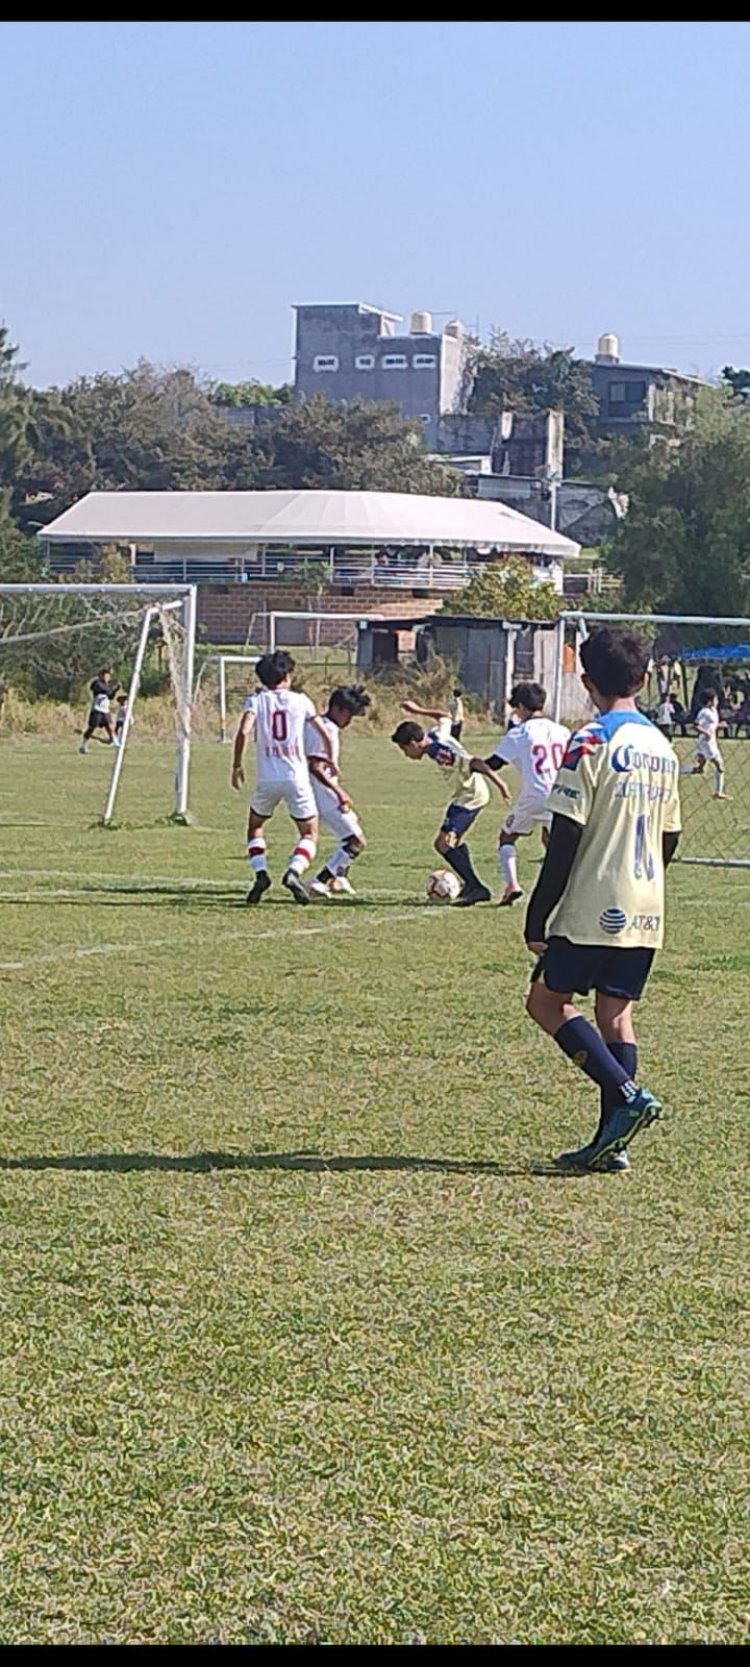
[
  {"left": 495, "top": 715, "right": 571, "bottom": 801},
  {"left": 244, "top": 688, "right": 317, "bottom": 782},
  {"left": 695, "top": 705, "right": 719, "bottom": 743},
  {"left": 304, "top": 714, "right": 340, "bottom": 777}
]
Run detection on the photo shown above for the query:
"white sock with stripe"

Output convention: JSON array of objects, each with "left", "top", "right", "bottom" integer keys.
[
  {"left": 287, "top": 837, "right": 316, "bottom": 878},
  {"left": 499, "top": 844, "right": 518, "bottom": 888},
  {"left": 247, "top": 837, "right": 267, "bottom": 874}
]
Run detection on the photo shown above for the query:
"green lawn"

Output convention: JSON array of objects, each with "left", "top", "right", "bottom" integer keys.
[{"left": 0, "top": 734, "right": 748, "bottom": 1644}]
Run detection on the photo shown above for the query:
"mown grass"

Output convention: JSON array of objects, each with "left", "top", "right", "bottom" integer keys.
[{"left": 0, "top": 734, "right": 748, "bottom": 1643}]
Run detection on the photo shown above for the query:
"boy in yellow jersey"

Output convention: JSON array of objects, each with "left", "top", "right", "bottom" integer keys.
[
  {"left": 525, "top": 628, "right": 681, "bottom": 1173},
  {"left": 393, "top": 701, "right": 510, "bottom": 906}
]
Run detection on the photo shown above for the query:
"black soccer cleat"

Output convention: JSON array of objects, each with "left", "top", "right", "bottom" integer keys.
[
  {"left": 282, "top": 869, "right": 310, "bottom": 905},
  {"left": 246, "top": 870, "right": 272, "bottom": 905},
  {"left": 453, "top": 883, "right": 492, "bottom": 907}
]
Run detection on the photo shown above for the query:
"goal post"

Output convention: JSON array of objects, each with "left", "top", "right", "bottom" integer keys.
[
  {"left": 552, "top": 609, "right": 750, "bottom": 867},
  {"left": 0, "top": 582, "right": 197, "bottom": 824}
]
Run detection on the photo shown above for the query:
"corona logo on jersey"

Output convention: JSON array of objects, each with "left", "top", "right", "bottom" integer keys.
[
  {"left": 611, "top": 743, "right": 678, "bottom": 777},
  {"left": 562, "top": 726, "right": 604, "bottom": 771}
]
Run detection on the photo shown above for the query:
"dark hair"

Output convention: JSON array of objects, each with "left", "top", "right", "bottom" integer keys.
[
  {"left": 510, "top": 681, "right": 546, "bottom": 713},
  {"left": 117, "top": 693, "right": 127, "bottom": 702},
  {"left": 453, "top": 687, "right": 462, "bottom": 696},
  {"left": 328, "top": 684, "right": 371, "bottom": 717},
  {"left": 391, "top": 720, "right": 424, "bottom": 746},
  {"left": 255, "top": 650, "right": 296, "bottom": 689},
  {"left": 580, "top": 627, "right": 650, "bottom": 698}
]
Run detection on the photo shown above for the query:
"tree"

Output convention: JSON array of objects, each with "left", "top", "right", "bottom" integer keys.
[
  {"left": 721, "top": 365, "right": 750, "bottom": 403},
  {"left": 603, "top": 389, "right": 750, "bottom": 614},
  {"left": 253, "top": 395, "right": 460, "bottom": 495},
  {"left": 449, "top": 556, "right": 562, "bottom": 620},
  {"left": 211, "top": 379, "right": 293, "bottom": 408},
  {"left": 0, "top": 324, "right": 32, "bottom": 488},
  {"left": 467, "top": 331, "right": 598, "bottom": 465}
]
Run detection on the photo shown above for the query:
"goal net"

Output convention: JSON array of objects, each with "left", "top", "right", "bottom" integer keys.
[
  {"left": 553, "top": 611, "right": 750, "bottom": 866},
  {"left": 0, "top": 583, "right": 196, "bottom": 823}
]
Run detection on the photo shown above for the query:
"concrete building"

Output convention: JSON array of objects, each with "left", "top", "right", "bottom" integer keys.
[
  {"left": 587, "top": 332, "right": 705, "bottom": 442},
  {"left": 293, "top": 303, "right": 467, "bottom": 431}
]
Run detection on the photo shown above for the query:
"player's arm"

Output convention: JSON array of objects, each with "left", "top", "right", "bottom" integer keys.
[
  {"left": 307, "top": 713, "right": 333, "bottom": 759},
  {"left": 401, "top": 699, "right": 450, "bottom": 721},
  {"left": 524, "top": 814, "right": 584, "bottom": 952},
  {"left": 469, "top": 755, "right": 512, "bottom": 802},
  {"left": 663, "top": 830, "right": 680, "bottom": 867},
  {"left": 484, "top": 752, "right": 505, "bottom": 771},
  {"left": 231, "top": 707, "right": 255, "bottom": 788},
  {"left": 308, "top": 755, "right": 350, "bottom": 810}
]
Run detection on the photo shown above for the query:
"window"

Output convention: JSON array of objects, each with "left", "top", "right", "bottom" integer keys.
[
  {"left": 608, "top": 382, "right": 628, "bottom": 403},
  {"left": 419, "top": 414, "right": 432, "bottom": 425},
  {"left": 412, "top": 354, "right": 437, "bottom": 369},
  {"left": 313, "top": 354, "right": 339, "bottom": 372},
  {"left": 355, "top": 354, "right": 375, "bottom": 370},
  {"left": 382, "top": 354, "right": 408, "bottom": 370}
]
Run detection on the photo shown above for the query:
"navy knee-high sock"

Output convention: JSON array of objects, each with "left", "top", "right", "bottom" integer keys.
[
  {"left": 554, "top": 1016, "right": 637, "bottom": 1104},
  {"left": 444, "top": 843, "right": 481, "bottom": 889},
  {"left": 595, "top": 1041, "right": 638, "bottom": 1137}
]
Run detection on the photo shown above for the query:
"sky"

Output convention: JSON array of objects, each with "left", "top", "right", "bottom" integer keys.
[{"left": 2, "top": 21, "right": 750, "bottom": 389}]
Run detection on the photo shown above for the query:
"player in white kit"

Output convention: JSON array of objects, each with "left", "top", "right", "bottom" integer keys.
[
  {"left": 231, "top": 651, "right": 332, "bottom": 905},
  {"left": 682, "top": 689, "right": 730, "bottom": 798},
  {"left": 304, "top": 685, "right": 371, "bottom": 899},
  {"left": 486, "top": 682, "right": 570, "bottom": 907}
]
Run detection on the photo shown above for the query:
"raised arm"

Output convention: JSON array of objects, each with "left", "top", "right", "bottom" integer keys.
[
  {"left": 401, "top": 699, "right": 450, "bottom": 722},
  {"left": 231, "top": 708, "right": 255, "bottom": 788}
]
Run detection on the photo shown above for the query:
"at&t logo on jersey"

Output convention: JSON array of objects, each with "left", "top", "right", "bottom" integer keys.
[
  {"left": 630, "top": 913, "right": 660, "bottom": 934},
  {"left": 599, "top": 906, "right": 627, "bottom": 935}
]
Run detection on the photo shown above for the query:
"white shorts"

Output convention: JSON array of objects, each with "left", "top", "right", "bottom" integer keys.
[
  {"left": 501, "top": 798, "right": 552, "bottom": 838},
  {"left": 694, "top": 738, "right": 722, "bottom": 766},
  {"left": 251, "top": 776, "right": 317, "bottom": 821},
  {"left": 313, "top": 782, "right": 363, "bottom": 843}
]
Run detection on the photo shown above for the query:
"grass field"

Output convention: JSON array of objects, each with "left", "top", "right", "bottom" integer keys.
[{"left": 0, "top": 733, "right": 749, "bottom": 1643}]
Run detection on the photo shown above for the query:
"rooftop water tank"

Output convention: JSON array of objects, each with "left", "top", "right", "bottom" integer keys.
[
  {"left": 410, "top": 309, "right": 433, "bottom": 335},
  {"left": 595, "top": 331, "right": 620, "bottom": 364}
]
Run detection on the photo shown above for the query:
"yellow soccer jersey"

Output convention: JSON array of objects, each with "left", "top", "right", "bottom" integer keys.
[
  {"left": 425, "top": 725, "right": 490, "bottom": 811},
  {"left": 547, "top": 710, "right": 681, "bottom": 949}
]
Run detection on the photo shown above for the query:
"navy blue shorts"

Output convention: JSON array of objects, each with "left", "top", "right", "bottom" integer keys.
[
  {"left": 440, "top": 802, "right": 480, "bottom": 840},
  {"left": 531, "top": 935, "right": 655, "bottom": 1002}
]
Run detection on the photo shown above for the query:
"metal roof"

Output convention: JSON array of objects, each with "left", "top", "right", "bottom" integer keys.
[{"left": 38, "top": 489, "right": 580, "bottom": 559}]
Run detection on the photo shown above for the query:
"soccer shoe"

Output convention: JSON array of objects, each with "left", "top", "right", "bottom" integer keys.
[
  {"left": 713, "top": 791, "right": 732, "bottom": 800},
  {"left": 453, "top": 883, "right": 492, "bottom": 907},
  {"left": 282, "top": 869, "right": 310, "bottom": 905},
  {"left": 308, "top": 879, "right": 332, "bottom": 900},
  {"left": 555, "top": 1143, "right": 630, "bottom": 1173},
  {"left": 245, "top": 870, "right": 272, "bottom": 906},
  {"left": 585, "top": 1088, "right": 662, "bottom": 1169},
  {"left": 497, "top": 884, "right": 524, "bottom": 907},
  {"left": 330, "top": 874, "right": 356, "bottom": 896},
  {"left": 78, "top": 743, "right": 87, "bottom": 755}
]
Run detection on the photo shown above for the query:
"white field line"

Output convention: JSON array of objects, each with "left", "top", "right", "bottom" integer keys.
[{"left": 0, "top": 907, "right": 439, "bottom": 975}]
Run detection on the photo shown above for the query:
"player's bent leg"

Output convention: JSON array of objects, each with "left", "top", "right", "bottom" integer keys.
[
  {"left": 437, "top": 813, "right": 491, "bottom": 906},
  {"left": 283, "top": 815, "right": 318, "bottom": 904}
]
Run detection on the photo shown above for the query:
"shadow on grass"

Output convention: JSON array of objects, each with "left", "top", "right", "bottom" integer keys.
[
  {"left": 0, "top": 887, "right": 426, "bottom": 912},
  {"left": 0, "top": 1148, "right": 584, "bottom": 1180}
]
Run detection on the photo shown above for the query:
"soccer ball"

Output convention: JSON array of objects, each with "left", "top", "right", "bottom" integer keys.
[{"left": 425, "top": 869, "right": 461, "bottom": 902}]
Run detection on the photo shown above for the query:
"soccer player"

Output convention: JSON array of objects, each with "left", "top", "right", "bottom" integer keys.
[
  {"left": 231, "top": 650, "right": 332, "bottom": 906},
  {"left": 524, "top": 627, "right": 681, "bottom": 1173},
  {"left": 305, "top": 684, "right": 371, "bottom": 898},
  {"left": 682, "top": 690, "right": 730, "bottom": 798},
  {"left": 114, "top": 694, "right": 130, "bottom": 741},
  {"left": 392, "top": 700, "right": 511, "bottom": 906},
  {"left": 485, "top": 681, "right": 570, "bottom": 908},
  {"left": 78, "top": 667, "right": 120, "bottom": 753}
]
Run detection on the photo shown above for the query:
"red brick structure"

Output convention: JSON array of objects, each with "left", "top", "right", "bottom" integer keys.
[{"left": 197, "top": 582, "right": 440, "bottom": 646}]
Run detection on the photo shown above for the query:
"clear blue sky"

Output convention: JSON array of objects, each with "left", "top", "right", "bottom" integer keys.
[{"left": 3, "top": 21, "right": 750, "bottom": 388}]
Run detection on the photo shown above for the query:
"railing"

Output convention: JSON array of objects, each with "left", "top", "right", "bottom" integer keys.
[{"left": 45, "top": 549, "right": 559, "bottom": 593}]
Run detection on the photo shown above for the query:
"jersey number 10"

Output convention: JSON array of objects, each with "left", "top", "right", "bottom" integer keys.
[{"left": 634, "top": 812, "right": 655, "bottom": 882}]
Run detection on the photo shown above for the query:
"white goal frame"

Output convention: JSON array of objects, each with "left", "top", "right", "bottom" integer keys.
[
  {"left": 0, "top": 582, "right": 197, "bottom": 824},
  {"left": 552, "top": 608, "right": 750, "bottom": 869}
]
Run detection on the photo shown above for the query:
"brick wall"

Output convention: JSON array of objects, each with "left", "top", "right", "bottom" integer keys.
[{"left": 197, "top": 583, "right": 439, "bottom": 646}]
